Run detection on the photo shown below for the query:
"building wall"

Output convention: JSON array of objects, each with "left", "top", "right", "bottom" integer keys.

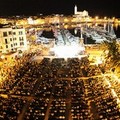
[
  {"left": 74, "top": 5, "right": 89, "bottom": 18},
  {"left": 0, "top": 27, "right": 27, "bottom": 53}
]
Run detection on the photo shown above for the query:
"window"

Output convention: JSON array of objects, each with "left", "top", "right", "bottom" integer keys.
[
  {"left": 9, "top": 31, "right": 12, "bottom": 35},
  {"left": 11, "top": 44, "right": 13, "bottom": 47},
  {"left": 13, "top": 32, "right": 16, "bottom": 35},
  {"left": 6, "top": 45, "right": 8, "bottom": 48},
  {"left": 22, "top": 37, "right": 24, "bottom": 40},
  {"left": 3, "top": 32, "right": 7, "bottom": 37},
  {"left": 10, "top": 38, "right": 12, "bottom": 41},
  {"left": 19, "top": 37, "right": 21, "bottom": 41},
  {"left": 20, "top": 42, "right": 24, "bottom": 46},
  {"left": 13, "top": 38, "right": 16, "bottom": 41},
  {"left": 19, "top": 37, "right": 24, "bottom": 41},
  {"left": 19, "top": 31, "right": 23, "bottom": 35},
  {"left": 5, "top": 39, "right": 8, "bottom": 44}
]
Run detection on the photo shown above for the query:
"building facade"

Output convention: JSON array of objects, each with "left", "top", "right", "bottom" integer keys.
[
  {"left": 0, "top": 26, "right": 27, "bottom": 53},
  {"left": 74, "top": 5, "right": 89, "bottom": 17}
]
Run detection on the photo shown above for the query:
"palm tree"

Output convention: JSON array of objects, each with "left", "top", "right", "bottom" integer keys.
[{"left": 101, "top": 40, "right": 120, "bottom": 73}]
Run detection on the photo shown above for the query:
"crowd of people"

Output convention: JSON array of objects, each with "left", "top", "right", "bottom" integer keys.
[
  {"left": 0, "top": 51, "right": 120, "bottom": 119},
  {"left": 0, "top": 97, "right": 27, "bottom": 119},
  {"left": 88, "top": 77, "right": 120, "bottom": 119},
  {"left": 0, "top": 52, "right": 37, "bottom": 93}
]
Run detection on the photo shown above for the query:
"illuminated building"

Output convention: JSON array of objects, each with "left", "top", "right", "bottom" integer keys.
[
  {"left": 0, "top": 26, "right": 27, "bottom": 53},
  {"left": 27, "top": 17, "right": 34, "bottom": 24},
  {"left": 74, "top": 5, "right": 89, "bottom": 17}
]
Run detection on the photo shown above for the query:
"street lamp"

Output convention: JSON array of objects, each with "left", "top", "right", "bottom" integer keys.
[
  {"left": 104, "top": 16, "right": 107, "bottom": 20},
  {"left": 95, "top": 16, "right": 99, "bottom": 20}
]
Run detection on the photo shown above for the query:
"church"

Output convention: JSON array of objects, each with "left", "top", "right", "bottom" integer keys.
[{"left": 74, "top": 5, "right": 89, "bottom": 18}]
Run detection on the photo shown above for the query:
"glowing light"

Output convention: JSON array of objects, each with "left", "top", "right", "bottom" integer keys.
[
  {"left": 111, "top": 89, "right": 117, "bottom": 98},
  {"left": 112, "top": 17, "right": 115, "bottom": 20},
  {"left": 95, "top": 16, "right": 99, "bottom": 20},
  {"left": 95, "top": 57, "right": 102, "bottom": 65},
  {"left": 1, "top": 55, "right": 5, "bottom": 59},
  {"left": 117, "top": 98, "right": 120, "bottom": 104},
  {"left": 104, "top": 79, "right": 111, "bottom": 88},
  {"left": 104, "top": 16, "right": 107, "bottom": 20},
  {"left": 50, "top": 45, "right": 85, "bottom": 58}
]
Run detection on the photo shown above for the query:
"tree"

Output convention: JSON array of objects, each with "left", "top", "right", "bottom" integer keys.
[{"left": 101, "top": 40, "right": 120, "bottom": 73}]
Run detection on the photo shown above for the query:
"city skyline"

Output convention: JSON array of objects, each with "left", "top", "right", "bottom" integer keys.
[{"left": 0, "top": 0, "right": 120, "bottom": 17}]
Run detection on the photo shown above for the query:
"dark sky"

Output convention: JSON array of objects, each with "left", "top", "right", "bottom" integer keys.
[{"left": 0, "top": 0, "right": 120, "bottom": 17}]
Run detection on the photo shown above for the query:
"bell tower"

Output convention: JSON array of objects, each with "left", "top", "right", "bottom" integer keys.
[{"left": 74, "top": 5, "right": 77, "bottom": 14}]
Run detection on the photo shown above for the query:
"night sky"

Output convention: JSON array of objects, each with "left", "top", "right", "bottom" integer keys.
[{"left": 0, "top": 0, "right": 120, "bottom": 17}]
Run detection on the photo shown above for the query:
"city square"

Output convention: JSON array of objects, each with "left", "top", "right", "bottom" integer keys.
[{"left": 0, "top": 1, "right": 120, "bottom": 120}]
